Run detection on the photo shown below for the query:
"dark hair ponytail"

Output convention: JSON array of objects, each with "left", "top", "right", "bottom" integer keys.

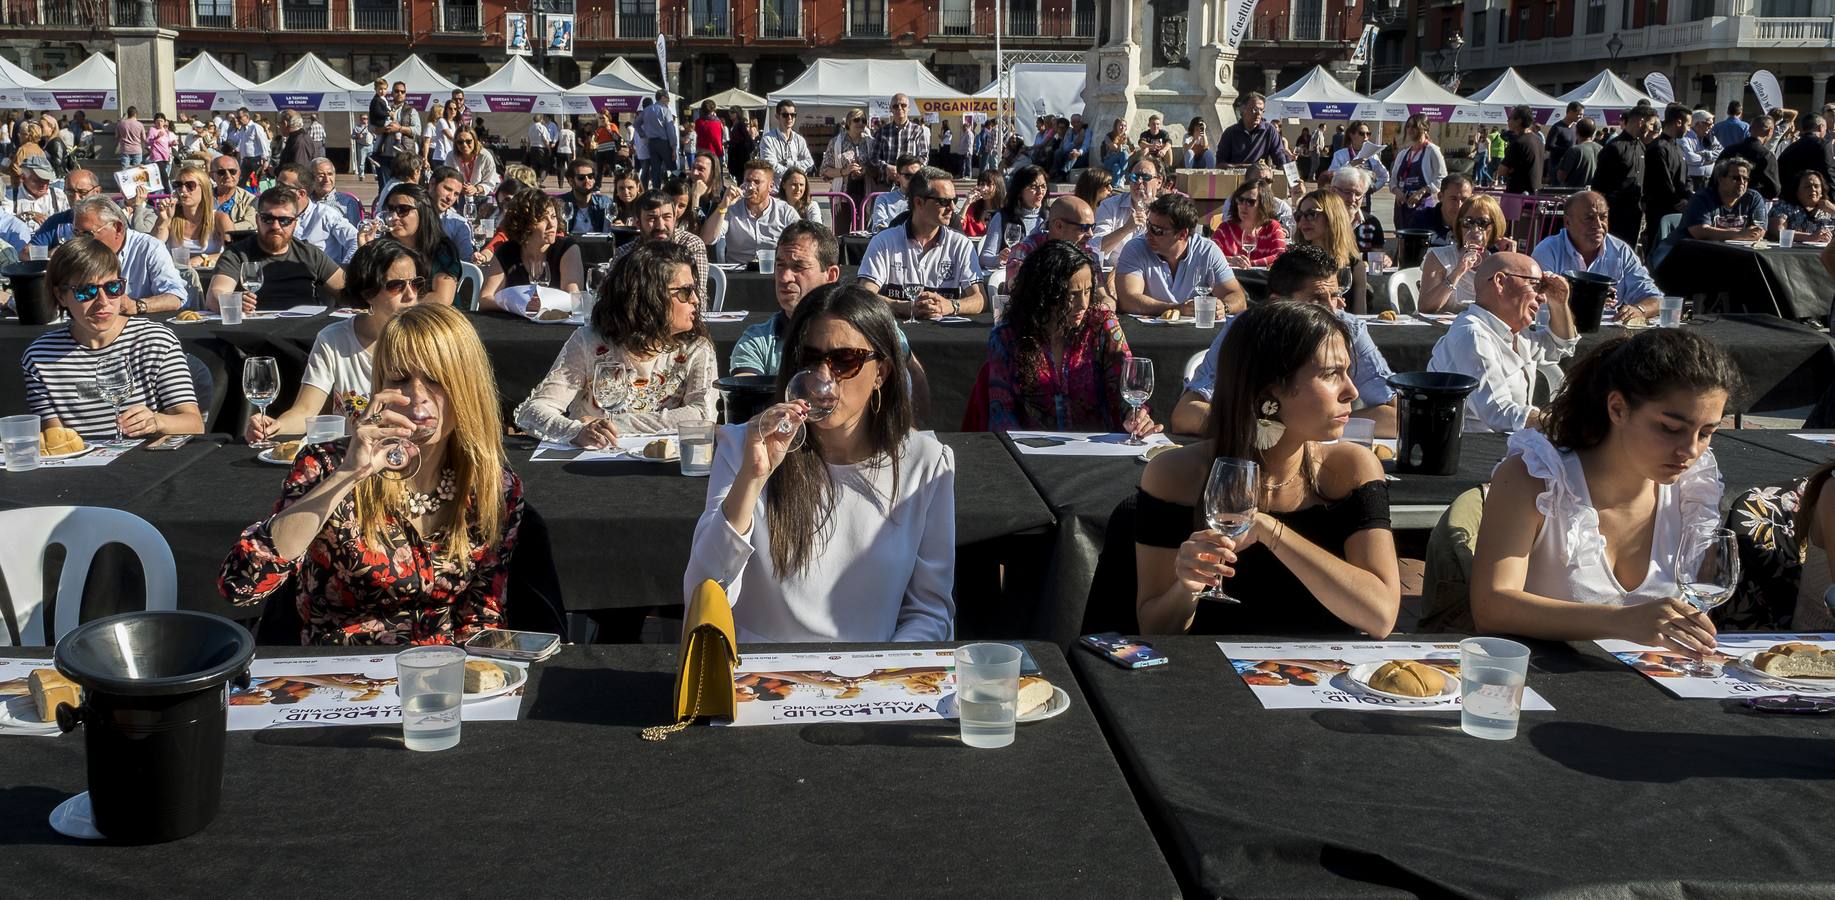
[{"left": 1541, "top": 328, "right": 1746, "bottom": 452}]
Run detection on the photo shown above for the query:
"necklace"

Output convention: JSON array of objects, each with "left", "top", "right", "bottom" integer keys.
[
  {"left": 1261, "top": 445, "right": 1311, "bottom": 492},
  {"left": 403, "top": 468, "right": 456, "bottom": 517}
]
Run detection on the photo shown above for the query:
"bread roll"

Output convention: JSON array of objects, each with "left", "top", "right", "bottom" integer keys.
[
  {"left": 1373, "top": 444, "right": 1395, "bottom": 461},
  {"left": 274, "top": 440, "right": 303, "bottom": 461},
  {"left": 1378, "top": 310, "right": 1398, "bottom": 321},
  {"left": 1753, "top": 643, "right": 1835, "bottom": 679},
  {"left": 1368, "top": 660, "right": 1445, "bottom": 697},
  {"left": 1158, "top": 309, "right": 1181, "bottom": 322},
  {"left": 643, "top": 437, "right": 677, "bottom": 460},
  {"left": 40, "top": 427, "right": 84, "bottom": 456},
  {"left": 30, "top": 669, "right": 81, "bottom": 722},
  {"left": 535, "top": 306, "right": 572, "bottom": 322},
  {"left": 1143, "top": 443, "right": 1179, "bottom": 461},
  {"left": 1623, "top": 314, "right": 1650, "bottom": 328},
  {"left": 1017, "top": 676, "right": 1054, "bottom": 717},
  {"left": 464, "top": 659, "right": 507, "bottom": 693},
  {"left": 175, "top": 310, "right": 204, "bottom": 322}
]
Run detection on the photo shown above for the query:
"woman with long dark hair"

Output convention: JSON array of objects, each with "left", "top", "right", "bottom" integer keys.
[
  {"left": 955, "top": 167, "right": 1005, "bottom": 238},
  {"left": 980, "top": 163, "right": 1049, "bottom": 269},
  {"left": 1210, "top": 177, "right": 1287, "bottom": 268},
  {"left": 985, "top": 240, "right": 1159, "bottom": 436},
  {"left": 1134, "top": 301, "right": 1400, "bottom": 635},
  {"left": 370, "top": 182, "right": 460, "bottom": 305},
  {"left": 515, "top": 240, "right": 716, "bottom": 446},
  {"left": 1472, "top": 329, "right": 1745, "bottom": 655},
  {"left": 685, "top": 283, "right": 955, "bottom": 642}
]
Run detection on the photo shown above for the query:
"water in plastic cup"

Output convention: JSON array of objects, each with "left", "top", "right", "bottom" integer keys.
[
  {"left": 1, "top": 415, "right": 40, "bottom": 472},
  {"left": 954, "top": 643, "right": 1021, "bottom": 749},
  {"left": 396, "top": 646, "right": 464, "bottom": 752},
  {"left": 1779, "top": 229, "right": 1795, "bottom": 249},
  {"left": 570, "top": 291, "right": 590, "bottom": 317},
  {"left": 1658, "top": 295, "right": 1684, "bottom": 328},
  {"left": 757, "top": 249, "right": 775, "bottom": 274},
  {"left": 169, "top": 245, "right": 192, "bottom": 269},
  {"left": 218, "top": 294, "right": 244, "bottom": 325},
  {"left": 677, "top": 419, "right": 716, "bottom": 477},
  {"left": 25, "top": 244, "right": 46, "bottom": 261},
  {"left": 1460, "top": 637, "right": 1531, "bottom": 740},
  {"left": 1340, "top": 417, "right": 1376, "bottom": 448},
  {"left": 1366, "top": 250, "right": 1385, "bottom": 273},
  {"left": 305, "top": 415, "right": 345, "bottom": 444},
  {"left": 1194, "top": 294, "right": 1218, "bottom": 329}
]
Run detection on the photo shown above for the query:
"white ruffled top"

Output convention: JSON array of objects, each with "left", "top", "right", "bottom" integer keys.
[{"left": 1503, "top": 429, "right": 1723, "bottom": 606}]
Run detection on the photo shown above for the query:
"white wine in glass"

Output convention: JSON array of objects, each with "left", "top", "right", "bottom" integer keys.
[
  {"left": 1674, "top": 523, "right": 1739, "bottom": 678},
  {"left": 242, "top": 357, "right": 282, "bottom": 449},
  {"left": 1119, "top": 357, "right": 1154, "bottom": 445},
  {"left": 1199, "top": 456, "right": 1259, "bottom": 604}
]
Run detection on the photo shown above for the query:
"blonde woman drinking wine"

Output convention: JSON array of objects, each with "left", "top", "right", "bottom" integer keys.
[{"left": 151, "top": 160, "right": 233, "bottom": 269}]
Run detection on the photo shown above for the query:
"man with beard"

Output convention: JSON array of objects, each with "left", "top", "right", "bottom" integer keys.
[{"left": 205, "top": 187, "right": 345, "bottom": 312}]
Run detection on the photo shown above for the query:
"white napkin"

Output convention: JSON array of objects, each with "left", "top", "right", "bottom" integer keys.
[{"left": 498, "top": 284, "right": 575, "bottom": 320}]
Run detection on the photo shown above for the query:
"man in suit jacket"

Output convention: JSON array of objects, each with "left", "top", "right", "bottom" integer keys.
[
  {"left": 1642, "top": 103, "right": 1691, "bottom": 253},
  {"left": 1720, "top": 115, "right": 1782, "bottom": 202},
  {"left": 1592, "top": 106, "right": 1654, "bottom": 248}
]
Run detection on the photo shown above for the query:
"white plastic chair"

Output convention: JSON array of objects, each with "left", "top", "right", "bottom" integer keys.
[
  {"left": 984, "top": 266, "right": 1006, "bottom": 295},
  {"left": 1388, "top": 266, "right": 1423, "bottom": 315},
  {"left": 457, "top": 261, "right": 483, "bottom": 311},
  {"left": 1183, "top": 350, "right": 1207, "bottom": 385},
  {"left": 706, "top": 264, "right": 727, "bottom": 313},
  {"left": 0, "top": 507, "right": 177, "bottom": 647}
]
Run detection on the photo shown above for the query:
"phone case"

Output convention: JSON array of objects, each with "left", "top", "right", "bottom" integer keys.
[{"left": 1079, "top": 633, "right": 1169, "bottom": 670}]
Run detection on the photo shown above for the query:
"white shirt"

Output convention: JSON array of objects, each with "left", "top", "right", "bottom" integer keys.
[
  {"left": 1092, "top": 192, "right": 1142, "bottom": 265},
  {"left": 1681, "top": 129, "right": 1721, "bottom": 178},
  {"left": 722, "top": 197, "right": 802, "bottom": 262},
  {"left": 8, "top": 183, "right": 65, "bottom": 220},
  {"left": 118, "top": 229, "right": 189, "bottom": 305},
  {"left": 757, "top": 128, "right": 814, "bottom": 179},
  {"left": 857, "top": 223, "right": 982, "bottom": 295},
  {"left": 424, "top": 117, "right": 454, "bottom": 159},
  {"left": 293, "top": 199, "right": 358, "bottom": 266},
  {"left": 300, "top": 318, "right": 373, "bottom": 417},
  {"left": 1425, "top": 245, "right": 1477, "bottom": 313},
  {"left": 1328, "top": 144, "right": 1390, "bottom": 191},
  {"left": 233, "top": 121, "right": 269, "bottom": 160},
  {"left": 555, "top": 127, "right": 577, "bottom": 156},
  {"left": 1508, "top": 429, "right": 1723, "bottom": 606},
  {"left": 526, "top": 122, "right": 552, "bottom": 149},
  {"left": 686, "top": 425, "right": 956, "bottom": 643},
  {"left": 1427, "top": 303, "right": 1579, "bottom": 433}
]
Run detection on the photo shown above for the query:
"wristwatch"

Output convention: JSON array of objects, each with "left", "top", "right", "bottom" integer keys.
[
  {"left": 134, "top": 297, "right": 148, "bottom": 316},
  {"left": 949, "top": 296, "right": 961, "bottom": 316}
]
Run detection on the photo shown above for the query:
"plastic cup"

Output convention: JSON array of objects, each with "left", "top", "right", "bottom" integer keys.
[
  {"left": 217, "top": 293, "right": 244, "bottom": 325},
  {"left": 1460, "top": 637, "right": 1531, "bottom": 740},
  {"left": 24, "top": 244, "right": 47, "bottom": 261},
  {"left": 677, "top": 419, "right": 716, "bottom": 477},
  {"left": 1366, "top": 250, "right": 1385, "bottom": 273},
  {"left": 305, "top": 415, "right": 345, "bottom": 444},
  {"left": 1779, "top": 229, "right": 1795, "bottom": 249},
  {"left": 1658, "top": 295, "right": 1684, "bottom": 328},
  {"left": 169, "top": 245, "right": 192, "bottom": 269},
  {"left": 756, "top": 249, "right": 775, "bottom": 274},
  {"left": 1340, "top": 417, "right": 1375, "bottom": 448},
  {"left": 1, "top": 414, "right": 41, "bottom": 472},
  {"left": 1194, "top": 294, "right": 1218, "bottom": 329},
  {"left": 396, "top": 646, "right": 464, "bottom": 752},
  {"left": 954, "top": 643, "right": 1021, "bottom": 749}
]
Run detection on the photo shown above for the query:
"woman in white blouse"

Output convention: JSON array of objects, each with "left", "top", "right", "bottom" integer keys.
[
  {"left": 1471, "top": 329, "right": 1746, "bottom": 658},
  {"left": 686, "top": 283, "right": 956, "bottom": 643},
  {"left": 1418, "top": 194, "right": 1514, "bottom": 314},
  {"left": 514, "top": 240, "right": 717, "bottom": 446}
]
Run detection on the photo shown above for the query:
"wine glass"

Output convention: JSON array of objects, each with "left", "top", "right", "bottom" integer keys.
[
  {"left": 1674, "top": 523, "right": 1740, "bottom": 677},
  {"left": 377, "top": 418, "right": 437, "bottom": 481},
  {"left": 1003, "top": 222, "right": 1024, "bottom": 250},
  {"left": 591, "top": 357, "right": 633, "bottom": 416},
  {"left": 1240, "top": 233, "right": 1258, "bottom": 268},
  {"left": 242, "top": 356, "right": 281, "bottom": 450},
  {"left": 94, "top": 360, "right": 134, "bottom": 444},
  {"left": 1198, "top": 457, "right": 1259, "bottom": 604},
  {"left": 1119, "top": 357, "right": 1154, "bottom": 445},
  {"left": 240, "top": 261, "right": 264, "bottom": 302},
  {"left": 774, "top": 367, "right": 839, "bottom": 453}
]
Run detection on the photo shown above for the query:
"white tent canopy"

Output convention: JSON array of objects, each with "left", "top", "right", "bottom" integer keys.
[
  {"left": 689, "top": 87, "right": 768, "bottom": 111},
  {"left": 1554, "top": 70, "right": 1656, "bottom": 123},
  {"left": 1372, "top": 68, "right": 1502, "bottom": 124},
  {"left": 175, "top": 52, "right": 270, "bottom": 112},
  {"left": 379, "top": 55, "right": 463, "bottom": 111},
  {"left": 767, "top": 58, "right": 964, "bottom": 110},
  {"left": 25, "top": 54, "right": 116, "bottom": 110},
  {"left": 1266, "top": 65, "right": 1404, "bottom": 121},
  {"left": 0, "top": 55, "right": 44, "bottom": 109},
  {"left": 564, "top": 59, "right": 669, "bottom": 116},
  {"left": 1464, "top": 68, "right": 1564, "bottom": 113},
  {"left": 975, "top": 63, "right": 1086, "bottom": 140},
  {"left": 256, "top": 53, "right": 364, "bottom": 112},
  {"left": 465, "top": 56, "right": 568, "bottom": 115},
  {"left": 600, "top": 58, "right": 662, "bottom": 94}
]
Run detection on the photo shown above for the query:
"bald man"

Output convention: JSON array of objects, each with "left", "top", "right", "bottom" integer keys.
[
  {"left": 1002, "top": 195, "right": 1116, "bottom": 307},
  {"left": 1531, "top": 191, "right": 1663, "bottom": 323},
  {"left": 1428, "top": 252, "right": 1578, "bottom": 433}
]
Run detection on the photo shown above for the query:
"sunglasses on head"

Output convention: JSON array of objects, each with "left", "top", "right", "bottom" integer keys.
[
  {"left": 383, "top": 276, "right": 427, "bottom": 294},
  {"left": 258, "top": 212, "right": 297, "bottom": 227},
  {"left": 798, "top": 346, "right": 882, "bottom": 380},
  {"left": 66, "top": 278, "right": 126, "bottom": 303}
]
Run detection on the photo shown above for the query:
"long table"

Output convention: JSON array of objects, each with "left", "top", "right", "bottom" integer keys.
[
  {"left": 1072, "top": 634, "right": 1835, "bottom": 898},
  {"left": 1654, "top": 238, "right": 1835, "bottom": 321},
  {"left": 0, "top": 643, "right": 1180, "bottom": 897}
]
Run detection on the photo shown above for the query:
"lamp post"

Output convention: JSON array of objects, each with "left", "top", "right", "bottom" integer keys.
[
  {"left": 1606, "top": 32, "right": 1624, "bottom": 69},
  {"left": 1447, "top": 32, "right": 1465, "bottom": 91}
]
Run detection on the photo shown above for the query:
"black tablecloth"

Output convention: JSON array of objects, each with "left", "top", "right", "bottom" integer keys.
[
  {"left": 717, "top": 266, "right": 859, "bottom": 314},
  {"left": 1654, "top": 239, "right": 1835, "bottom": 320},
  {"left": 0, "top": 643, "right": 1178, "bottom": 897},
  {"left": 1073, "top": 634, "right": 1835, "bottom": 899},
  {"left": 1716, "top": 429, "right": 1835, "bottom": 466}
]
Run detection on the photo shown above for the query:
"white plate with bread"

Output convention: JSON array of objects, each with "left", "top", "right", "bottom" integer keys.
[
  {"left": 257, "top": 441, "right": 305, "bottom": 466},
  {"left": 0, "top": 694, "right": 65, "bottom": 734},
  {"left": 1345, "top": 660, "right": 1461, "bottom": 704},
  {"left": 1733, "top": 643, "right": 1835, "bottom": 691},
  {"left": 0, "top": 669, "right": 80, "bottom": 734},
  {"left": 461, "top": 658, "right": 528, "bottom": 703},
  {"left": 1016, "top": 679, "right": 1070, "bottom": 723}
]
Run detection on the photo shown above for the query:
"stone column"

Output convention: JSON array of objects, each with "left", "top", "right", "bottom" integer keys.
[
  {"left": 1813, "top": 72, "right": 1834, "bottom": 111},
  {"left": 1714, "top": 70, "right": 1749, "bottom": 118},
  {"left": 666, "top": 61, "right": 683, "bottom": 95},
  {"left": 1262, "top": 68, "right": 1278, "bottom": 96},
  {"left": 111, "top": 27, "right": 178, "bottom": 122},
  {"left": 735, "top": 61, "right": 753, "bottom": 92},
  {"left": 577, "top": 59, "right": 597, "bottom": 85}
]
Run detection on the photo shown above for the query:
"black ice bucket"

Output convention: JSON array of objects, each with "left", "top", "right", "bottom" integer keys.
[
  {"left": 1395, "top": 229, "right": 1435, "bottom": 269},
  {"left": 715, "top": 374, "right": 778, "bottom": 425},
  {"left": 1562, "top": 269, "right": 1614, "bottom": 333},
  {"left": 1387, "top": 372, "right": 1480, "bottom": 476},
  {"left": 3, "top": 260, "right": 56, "bottom": 325}
]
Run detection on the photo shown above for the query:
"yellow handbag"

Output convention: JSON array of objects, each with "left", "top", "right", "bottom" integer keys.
[{"left": 642, "top": 579, "right": 740, "bottom": 741}]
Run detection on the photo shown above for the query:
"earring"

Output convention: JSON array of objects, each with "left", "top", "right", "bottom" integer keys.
[
  {"left": 1255, "top": 399, "right": 1285, "bottom": 450},
  {"left": 871, "top": 387, "right": 883, "bottom": 413}
]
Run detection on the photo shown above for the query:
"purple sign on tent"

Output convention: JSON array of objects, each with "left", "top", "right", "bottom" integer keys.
[
  {"left": 272, "top": 93, "right": 326, "bottom": 110},
  {"left": 486, "top": 95, "right": 537, "bottom": 113},
  {"left": 1309, "top": 102, "right": 1354, "bottom": 119},
  {"left": 1408, "top": 104, "right": 1454, "bottom": 122},
  {"left": 54, "top": 91, "right": 107, "bottom": 109},
  {"left": 592, "top": 96, "right": 641, "bottom": 113},
  {"left": 176, "top": 91, "right": 215, "bottom": 110},
  {"left": 405, "top": 93, "right": 434, "bottom": 111}
]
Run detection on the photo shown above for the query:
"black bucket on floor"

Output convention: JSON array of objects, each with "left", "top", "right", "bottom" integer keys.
[
  {"left": 1395, "top": 229, "right": 1435, "bottom": 269},
  {"left": 53, "top": 610, "right": 255, "bottom": 844},
  {"left": 715, "top": 374, "right": 778, "bottom": 425},
  {"left": 1562, "top": 269, "right": 1614, "bottom": 333},
  {"left": 3, "top": 260, "right": 56, "bottom": 325},
  {"left": 1387, "top": 372, "right": 1480, "bottom": 476}
]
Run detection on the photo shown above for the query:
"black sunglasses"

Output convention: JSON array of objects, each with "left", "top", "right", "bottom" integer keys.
[
  {"left": 797, "top": 346, "right": 882, "bottom": 380},
  {"left": 212, "top": 168, "right": 238, "bottom": 176},
  {"left": 66, "top": 279, "right": 126, "bottom": 302},
  {"left": 258, "top": 212, "right": 297, "bottom": 227},
  {"left": 1055, "top": 218, "right": 1096, "bottom": 235},
  {"left": 572, "top": 173, "right": 597, "bottom": 181},
  {"left": 384, "top": 204, "right": 418, "bottom": 218},
  {"left": 1296, "top": 209, "right": 1323, "bottom": 221}
]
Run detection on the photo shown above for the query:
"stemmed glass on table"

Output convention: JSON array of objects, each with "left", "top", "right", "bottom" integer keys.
[
  {"left": 240, "top": 261, "right": 264, "bottom": 299},
  {"left": 1198, "top": 457, "right": 1259, "bottom": 604},
  {"left": 592, "top": 357, "right": 633, "bottom": 417},
  {"left": 1674, "top": 523, "right": 1739, "bottom": 677},
  {"left": 1119, "top": 358, "right": 1154, "bottom": 446},
  {"left": 242, "top": 357, "right": 281, "bottom": 450},
  {"left": 774, "top": 367, "right": 840, "bottom": 453},
  {"left": 92, "top": 359, "right": 135, "bottom": 444}
]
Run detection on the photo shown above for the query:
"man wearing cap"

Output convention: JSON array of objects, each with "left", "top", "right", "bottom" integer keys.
[{"left": 8, "top": 155, "right": 66, "bottom": 224}]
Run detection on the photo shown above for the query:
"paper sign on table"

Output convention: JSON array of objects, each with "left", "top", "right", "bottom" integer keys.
[
  {"left": 702, "top": 311, "right": 748, "bottom": 322},
  {"left": 529, "top": 435, "right": 675, "bottom": 462},
  {"left": 727, "top": 649, "right": 961, "bottom": 726},
  {"left": 1596, "top": 634, "right": 1835, "bottom": 699},
  {"left": 1008, "top": 431, "right": 1172, "bottom": 457},
  {"left": 1217, "top": 641, "right": 1556, "bottom": 712},
  {"left": 227, "top": 654, "right": 525, "bottom": 731},
  {"left": 1357, "top": 314, "right": 1432, "bottom": 327},
  {"left": 0, "top": 440, "right": 137, "bottom": 470},
  {"left": 1788, "top": 434, "right": 1835, "bottom": 447}
]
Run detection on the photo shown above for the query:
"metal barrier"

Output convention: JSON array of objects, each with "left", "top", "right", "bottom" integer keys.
[
  {"left": 813, "top": 191, "right": 861, "bottom": 234},
  {"left": 1478, "top": 188, "right": 1574, "bottom": 249},
  {"left": 863, "top": 191, "right": 890, "bottom": 230}
]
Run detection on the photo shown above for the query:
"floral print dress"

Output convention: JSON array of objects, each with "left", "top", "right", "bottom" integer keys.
[
  {"left": 218, "top": 440, "right": 525, "bottom": 646},
  {"left": 513, "top": 324, "right": 719, "bottom": 442},
  {"left": 985, "top": 307, "right": 1133, "bottom": 433}
]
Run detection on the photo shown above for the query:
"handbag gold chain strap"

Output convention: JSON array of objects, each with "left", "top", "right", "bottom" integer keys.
[{"left": 640, "top": 649, "right": 708, "bottom": 742}]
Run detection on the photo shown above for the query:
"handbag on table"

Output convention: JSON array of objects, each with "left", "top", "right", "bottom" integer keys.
[{"left": 642, "top": 579, "right": 739, "bottom": 741}]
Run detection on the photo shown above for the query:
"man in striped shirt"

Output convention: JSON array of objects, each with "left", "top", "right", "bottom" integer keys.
[
  {"left": 866, "top": 94, "right": 931, "bottom": 201},
  {"left": 23, "top": 236, "right": 202, "bottom": 439}
]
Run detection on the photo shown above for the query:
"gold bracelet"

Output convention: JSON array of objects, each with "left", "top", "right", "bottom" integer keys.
[{"left": 1269, "top": 519, "right": 1286, "bottom": 554}]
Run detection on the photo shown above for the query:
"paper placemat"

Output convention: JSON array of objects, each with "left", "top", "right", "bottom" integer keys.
[
  {"left": 703, "top": 311, "right": 749, "bottom": 322},
  {"left": 1008, "top": 431, "right": 1172, "bottom": 457},
  {"left": 1597, "top": 633, "right": 1835, "bottom": 699},
  {"left": 529, "top": 435, "right": 676, "bottom": 463},
  {"left": 1788, "top": 434, "right": 1835, "bottom": 446},
  {"left": 228, "top": 654, "right": 525, "bottom": 730},
  {"left": 0, "top": 440, "right": 137, "bottom": 470},
  {"left": 1217, "top": 641, "right": 1556, "bottom": 712},
  {"left": 729, "top": 649, "right": 959, "bottom": 726}
]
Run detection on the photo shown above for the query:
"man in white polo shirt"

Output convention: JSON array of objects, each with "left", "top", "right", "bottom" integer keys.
[
  {"left": 1428, "top": 252, "right": 1578, "bottom": 433},
  {"left": 856, "top": 166, "right": 984, "bottom": 318},
  {"left": 1115, "top": 193, "right": 1245, "bottom": 317}
]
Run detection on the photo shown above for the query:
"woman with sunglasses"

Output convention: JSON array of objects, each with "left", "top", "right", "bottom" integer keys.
[
  {"left": 246, "top": 241, "right": 428, "bottom": 444},
  {"left": 987, "top": 239, "right": 1160, "bottom": 437},
  {"left": 22, "top": 237, "right": 203, "bottom": 440},
  {"left": 151, "top": 160, "right": 233, "bottom": 269},
  {"left": 686, "top": 282, "right": 954, "bottom": 642},
  {"left": 515, "top": 240, "right": 716, "bottom": 447},
  {"left": 1326, "top": 121, "right": 1390, "bottom": 197},
  {"left": 449, "top": 127, "right": 500, "bottom": 200},
  {"left": 777, "top": 167, "right": 822, "bottom": 223},
  {"left": 821, "top": 108, "right": 871, "bottom": 227},
  {"left": 477, "top": 189, "right": 585, "bottom": 313},
  {"left": 1420, "top": 194, "right": 1514, "bottom": 314},
  {"left": 364, "top": 183, "right": 459, "bottom": 305},
  {"left": 1291, "top": 190, "right": 1370, "bottom": 314},
  {"left": 1211, "top": 178, "right": 1286, "bottom": 269},
  {"left": 981, "top": 164, "right": 1049, "bottom": 269}
]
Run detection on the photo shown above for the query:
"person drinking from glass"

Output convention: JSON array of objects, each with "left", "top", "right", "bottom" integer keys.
[{"left": 1418, "top": 195, "right": 1515, "bottom": 315}]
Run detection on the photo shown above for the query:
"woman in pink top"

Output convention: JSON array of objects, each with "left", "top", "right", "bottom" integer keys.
[
  {"left": 115, "top": 106, "right": 148, "bottom": 166},
  {"left": 1211, "top": 178, "right": 1287, "bottom": 269},
  {"left": 147, "top": 113, "right": 175, "bottom": 174},
  {"left": 693, "top": 100, "right": 725, "bottom": 162}
]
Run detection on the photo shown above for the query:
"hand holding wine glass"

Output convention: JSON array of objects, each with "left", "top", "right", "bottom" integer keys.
[
  {"left": 242, "top": 356, "right": 282, "bottom": 449},
  {"left": 1119, "top": 358, "right": 1154, "bottom": 446},
  {"left": 774, "top": 367, "right": 839, "bottom": 453},
  {"left": 343, "top": 389, "right": 421, "bottom": 479},
  {"left": 1197, "top": 456, "right": 1260, "bottom": 604},
  {"left": 239, "top": 261, "right": 264, "bottom": 312},
  {"left": 95, "top": 360, "right": 135, "bottom": 443},
  {"left": 1672, "top": 523, "right": 1736, "bottom": 676}
]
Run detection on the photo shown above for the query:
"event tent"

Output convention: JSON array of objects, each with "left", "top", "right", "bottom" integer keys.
[
  {"left": 175, "top": 52, "right": 270, "bottom": 112},
  {"left": 0, "top": 55, "right": 43, "bottom": 109},
  {"left": 689, "top": 87, "right": 768, "bottom": 111},
  {"left": 1266, "top": 65, "right": 1404, "bottom": 121},
  {"left": 24, "top": 53, "right": 116, "bottom": 110},
  {"left": 1463, "top": 68, "right": 1566, "bottom": 123},
  {"left": 1554, "top": 70, "right": 1656, "bottom": 123},
  {"left": 599, "top": 58, "right": 663, "bottom": 94},
  {"left": 378, "top": 55, "right": 463, "bottom": 112},
  {"left": 975, "top": 62, "right": 1085, "bottom": 140},
  {"left": 564, "top": 59, "right": 669, "bottom": 115},
  {"left": 464, "top": 56, "right": 568, "bottom": 115},
  {"left": 1371, "top": 67, "right": 1502, "bottom": 124},
  {"left": 255, "top": 53, "right": 365, "bottom": 112},
  {"left": 767, "top": 58, "right": 964, "bottom": 109}
]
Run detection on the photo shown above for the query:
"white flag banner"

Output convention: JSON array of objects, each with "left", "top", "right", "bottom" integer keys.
[
  {"left": 1643, "top": 73, "right": 1674, "bottom": 104},
  {"left": 1224, "top": 0, "right": 1262, "bottom": 50},
  {"left": 1350, "top": 24, "right": 1379, "bottom": 66},
  {"left": 1752, "top": 69, "right": 1783, "bottom": 113},
  {"left": 655, "top": 35, "right": 670, "bottom": 93}
]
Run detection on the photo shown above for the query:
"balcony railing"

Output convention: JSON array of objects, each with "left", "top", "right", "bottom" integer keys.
[
  {"left": 1754, "top": 17, "right": 1832, "bottom": 41},
  {"left": 194, "top": 0, "right": 232, "bottom": 26},
  {"left": 757, "top": 0, "right": 799, "bottom": 39},
  {"left": 281, "top": 1, "right": 328, "bottom": 30},
  {"left": 686, "top": 2, "right": 727, "bottom": 36},
  {"left": 4, "top": 0, "right": 103, "bottom": 27},
  {"left": 1004, "top": 6, "right": 1095, "bottom": 39},
  {"left": 439, "top": 1, "right": 479, "bottom": 31},
  {"left": 1246, "top": 9, "right": 1358, "bottom": 43},
  {"left": 846, "top": 0, "right": 886, "bottom": 37},
  {"left": 576, "top": 3, "right": 655, "bottom": 39},
  {"left": 351, "top": 0, "right": 398, "bottom": 30}
]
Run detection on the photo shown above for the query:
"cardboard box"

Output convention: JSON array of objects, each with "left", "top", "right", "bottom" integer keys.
[{"left": 1174, "top": 168, "right": 1247, "bottom": 201}]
